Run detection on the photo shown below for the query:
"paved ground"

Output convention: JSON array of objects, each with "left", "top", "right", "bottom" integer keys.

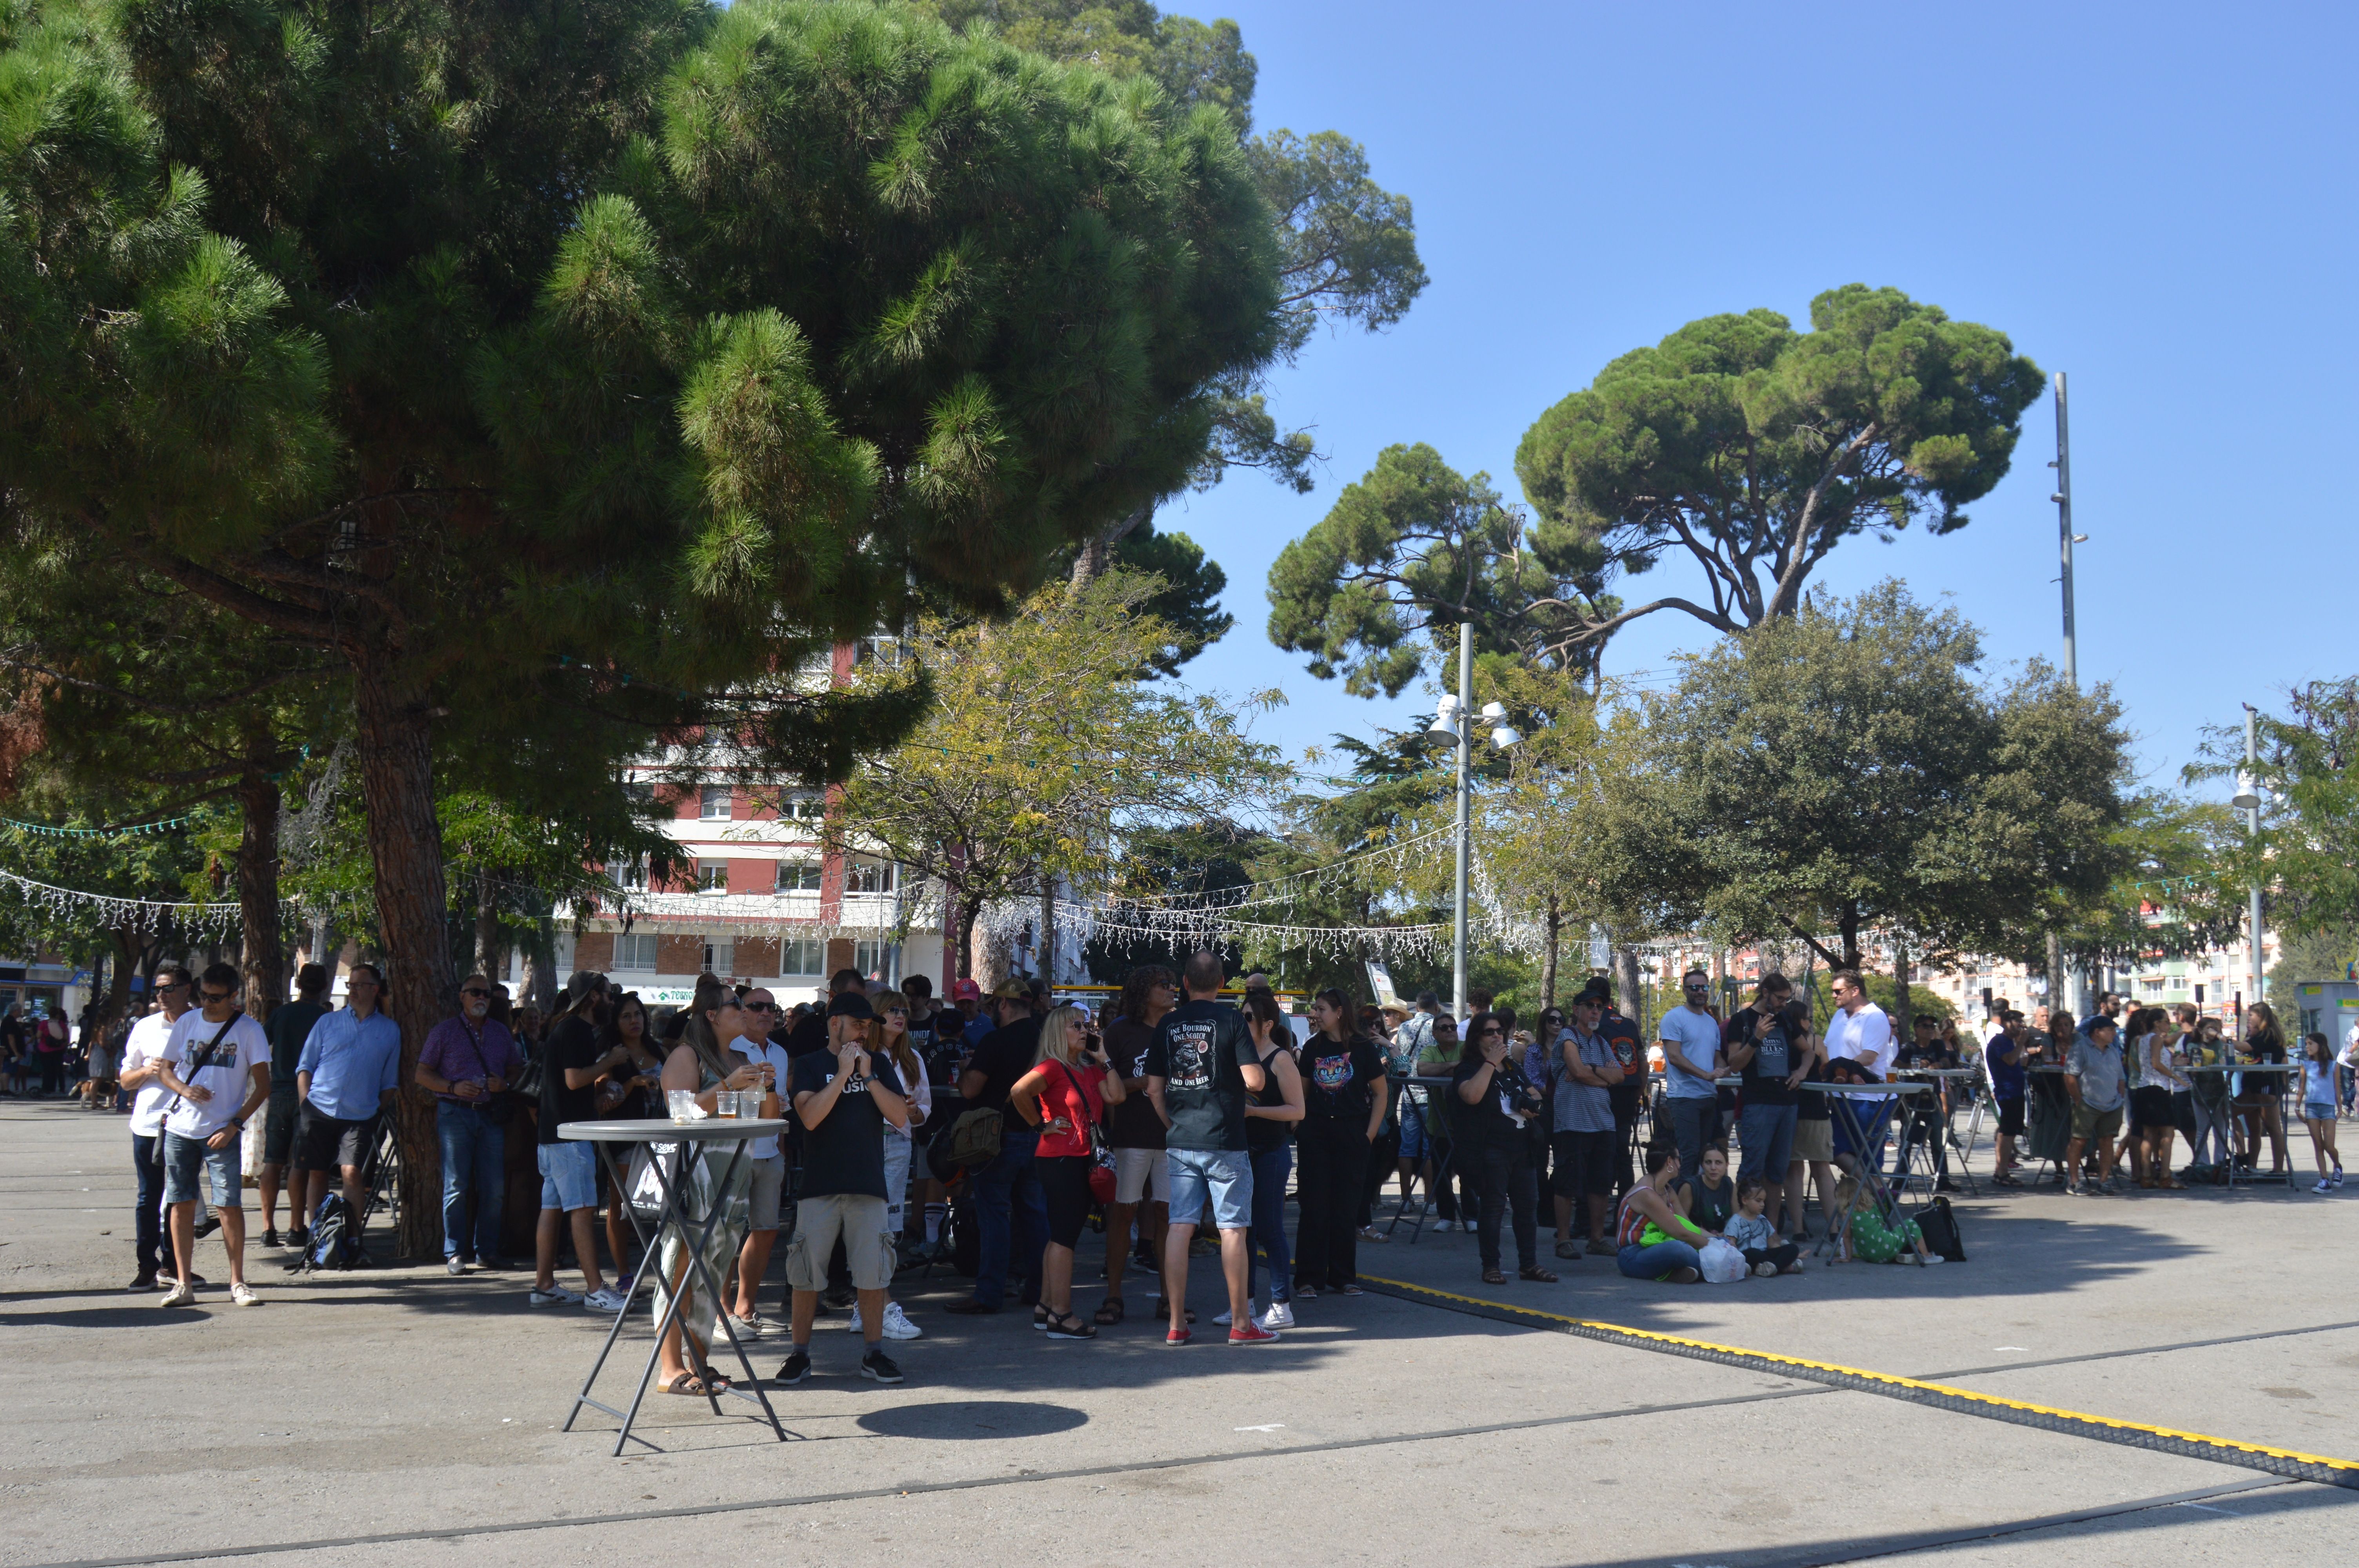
[{"left": 4, "top": 1096, "right": 2355, "bottom": 1568}]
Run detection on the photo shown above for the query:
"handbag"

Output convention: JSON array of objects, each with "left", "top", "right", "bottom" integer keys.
[{"left": 927, "top": 1103, "right": 1003, "bottom": 1180}]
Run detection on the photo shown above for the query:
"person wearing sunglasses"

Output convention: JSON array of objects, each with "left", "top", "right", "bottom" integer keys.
[
  {"left": 154, "top": 964, "right": 273, "bottom": 1307},
  {"left": 293, "top": 963, "right": 404, "bottom": 1238},
  {"left": 118, "top": 965, "right": 196, "bottom": 1290},
  {"left": 416, "top": 973, "right": 524, "bottom": 1275},
  {"left": 1452, "top": 1011, "right": 1556, "bottom": 1287}
]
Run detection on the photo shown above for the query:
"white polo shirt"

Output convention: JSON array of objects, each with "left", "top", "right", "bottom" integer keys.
[
  {"left": 123, "top": 1011, "right": 178, "bottom": 1138},
  {"left": 1823, "top": 1002, "right": 1895, "bottom": 1080}
]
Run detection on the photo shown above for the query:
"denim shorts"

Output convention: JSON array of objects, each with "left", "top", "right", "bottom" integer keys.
[
  {"left": 2305, "top": 1100, "right": 2337, "bottom": 1123},
  {"left": 537, "top": 1140, "right": 598, "bottom": 1212},
  {"left": 163, "top": 1132, "right": 242, "bottom": 1207},
  {"left": 1165, "top": 1147, "right": 1252, "bottom": 1230}
]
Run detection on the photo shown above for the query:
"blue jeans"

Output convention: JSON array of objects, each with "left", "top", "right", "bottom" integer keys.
[
  {"left": 972, "top": 1127, "right": 1047, "bottom": 1307},
  {"left": 1617, "top": 1239, "right": 1704, "bottom": 1280},
  {"left": 132, "top": 1132, "right": 167, "bottom": 1277},
  {"left": 1736, "top": 1102, "right": 1797, "bottom": 1189},
  {"left": 1664, "top": 1095, "right": 1716, "bottom": 1176},
  {"left": 1249, "top": 1144, "right": 1294, "bottom": 1304},
  {"left": 436, "top": 1101, "right": 507, "bottom": 1261}
]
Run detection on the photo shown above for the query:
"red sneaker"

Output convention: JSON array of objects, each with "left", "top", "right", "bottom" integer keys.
[
  {"left": 1228, "top": 1320, "right": 1279, "bottom": 1346},
  {"left": 1165, "top": 1327, "right": 1192, "bottom": 1347}
]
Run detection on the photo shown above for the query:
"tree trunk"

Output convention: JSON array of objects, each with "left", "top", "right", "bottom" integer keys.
[
  {"left": 953, "top": 887, "right": 978, "bottom": 982},
  {"left": 1539, "top": 891, "right": 1561, "bottom": 1008},
  {"left": 1892, "top": 943, "right": 1914, "bottom": 1042},
  {"left": 1068, "top": 503, "right": 1152, "bottom": 590},
  {"left": 352, "top": 658, "right": 454, "bottom": 1259},
  {"left": 234, "top": 771, "right": 285, "bottom": 1023},
  {"left": 1615, "top": 946, "right": 1643, "bottom": 1039},
  {"left": 1838, "top": 903, "right": 1862, "bottom": 973},
  {"left": 1039, "top": 874, "right": 1056, "bottom": 987},
  {"left": 472, "top": 871, "right": 499, "bottom": 978}
]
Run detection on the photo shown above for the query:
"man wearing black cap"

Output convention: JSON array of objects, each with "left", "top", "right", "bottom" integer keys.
[{"left": 946, "top": 982, "right": 1048, "bottom": 1315}]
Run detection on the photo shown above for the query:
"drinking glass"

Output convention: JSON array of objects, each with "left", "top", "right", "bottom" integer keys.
[{"left": 666, "top": 1088, "right": 695, "bottom": 1124}]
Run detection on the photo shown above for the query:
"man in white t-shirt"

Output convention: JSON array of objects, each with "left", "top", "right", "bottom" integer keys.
[
  {"left": 1657, "top": 969, "right": 1726, "bottom": 1178},
  {"left": 723, "top": 988, "right": 792, "bottom": 1339},
  {"left": 1821, "top": 969, "right": 1896, "bottom": 1172},
  {"left": 154, "top": 963, "right": 271, "bottom": 1308},
  {"left": 118, "top": 965, "right": 194, "bottom": 1291}
]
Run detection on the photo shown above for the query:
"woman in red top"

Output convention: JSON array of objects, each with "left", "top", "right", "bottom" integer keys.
[{"left": 1010, "top": 1005, "right": 1127, "bottom": 1339}]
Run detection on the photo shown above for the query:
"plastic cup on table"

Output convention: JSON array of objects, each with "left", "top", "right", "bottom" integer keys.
[{"left": 667, "top": 1088, "right": 695, "bottom": 1124}]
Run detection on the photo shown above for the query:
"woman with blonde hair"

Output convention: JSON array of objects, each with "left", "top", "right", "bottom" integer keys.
[
  {"left": 653, "top": 982, "right": 765, "bottom": 1397},
  {"left": 1009, "top": 1004, "right": 1125, "bottom": 1339}
]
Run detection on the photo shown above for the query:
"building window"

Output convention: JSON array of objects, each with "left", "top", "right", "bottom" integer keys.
[
  {"left": 844, "top": 857, "right": 896, "bottom": 894},
  {"left": 624, "top": 781, "right": 655, "bottom": 804},
  {"left": 614, "top": 932, "right": 658, "bottom": 971},
  {"left": 775, "top": 860, "right": 823, "bottom": 893},
  {"left": 2140, "top": 976, "right": 2164, "bottom": 996},
  {"left": 779, "top": 938, "right": 825, "bottom": 978},
  {"left": 696, "top": 859, "right": 729, "bottom": 894},
  {"left": 784, "top": 793, "right": 824, "bottom": 821},
  {"left": 704, "top": 937, "right": 734, "bottom": 977},
  {"left": 553, "top": 930, "right": 576, "bottom": 976},
  {"left": 610, "top": 855, "right": 649, "bottom": 893},
  {"left": 852, "top": 939, "right": 900, "bottom": 982},
  {"left": 700, "top": 786, "right": 732, "bottom": 821}
]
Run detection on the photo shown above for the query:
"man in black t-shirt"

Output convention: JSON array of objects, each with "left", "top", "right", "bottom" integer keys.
[
  {"left": 1893, "top": 1013, "right": 1958, "bottom": 1189},
  {"left": 533, "top": 973, "right": 629, "bottom": 1310},
  {"left": 1103, "top": 966, "right": 1177, "bottom": 1309},
  {"left": 1722, "top": 973, "right": 1812, "bottom": 1231},
  {"left": 257, "top": 962, "right": 330, "bottom": 1246},
  {"left": 945, "top": 984, "right": 1051, "bottom": 1316},
  {"left": 1143, "top": 952, "right": 1272, "bottom": 1346},
  {"left": 776, "top": 1020, "right": 909, "bottom": 1387}
]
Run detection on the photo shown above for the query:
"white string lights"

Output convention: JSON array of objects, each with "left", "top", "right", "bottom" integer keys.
[{"left": 0, "top": 867, "right": 247, "bottom": 937}]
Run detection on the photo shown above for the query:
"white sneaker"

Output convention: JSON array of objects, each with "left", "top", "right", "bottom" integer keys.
[
  {"left": 1258, "top": 1301, "right": 1296, "bottom": 1331},
  {"left": 1752, "top": 1261, "right": 1778, "bottom": 1278},
  {"left": 160, "top": 1279, "right": 195, "bottom": 1308},
  {"left": 2335, "top": 1167, "right": 2346, "bottom": 1188},
  {"left": 880, "top": 1302, "right": 923, "bottom": 1340},
  {"left": 1921, "top": 1254, "right": 1946, "bottom": 1265},
  {"left": 2315, "top": 1179, "right": 2335, "bottom": 1195},
  {"left": 229, "top": 1283, "right": 259, "bottom": 1307},
  {"left": 584, "top": 1288, "right": 629, "bottom": 1313},
  {"left": 1213, "top": 1304, "right": 1244, "bottom": 1327},
  {"left": 1430, "top": 1219, "right": 1455, "bottom": 1232},
  {"left": 846, "top": 1304, "right": 862, "bottom": 1333},
  {"left": 529, "top": 1285, "right": 581, "bottom": 1307}
]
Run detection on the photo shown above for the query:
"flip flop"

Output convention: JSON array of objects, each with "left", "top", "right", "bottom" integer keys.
[{"left": 1481, "top": 1269, "right": 1507, "bottom": 1285}]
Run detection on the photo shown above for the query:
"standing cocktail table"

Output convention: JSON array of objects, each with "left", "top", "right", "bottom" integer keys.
[{"left": 558, "top": 1117, "right": 791, "bottom": 1454}]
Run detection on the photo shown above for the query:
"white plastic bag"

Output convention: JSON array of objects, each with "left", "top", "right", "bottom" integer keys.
[{"left": 1699, "top": 1236, "right": 1749, "bottom": 1284}]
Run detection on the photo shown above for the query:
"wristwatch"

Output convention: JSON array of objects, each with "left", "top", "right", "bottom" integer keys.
[{"left": 231, "top": 1117, "right": 246, "bottom": 1130}]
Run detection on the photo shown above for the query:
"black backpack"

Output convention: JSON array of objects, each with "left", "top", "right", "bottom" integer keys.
[
  {"left": 1917, "top": 1195, "right": 1967, "bottom": 1263},
  {"left": 300, "top": 1191, "right": 364, "bottom": 1271}
]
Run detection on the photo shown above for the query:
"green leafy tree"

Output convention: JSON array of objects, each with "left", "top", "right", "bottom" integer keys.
[
  {"left": 1597, "top": 583, "right": 2132, "bottom": 992},
  {"left": 1, "top": 0, "right": 1281, "bottom": 1251},
  {"left": 1514, "top": 285, "right": 2045, "bottom": 661},
  {"left": 2195, "top": 679, "right": 2359, "bottom": 947}
]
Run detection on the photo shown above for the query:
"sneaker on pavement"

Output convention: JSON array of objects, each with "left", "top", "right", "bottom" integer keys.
[
  {"left": 1165, "top": 1328, "right": 1192, "bottom": 1347},
  {"left": 881, "top": 1302, "right": 923, "bottom": 1340},
  {"left": 529, "top": 1284, "right": 581, "bottom": 1307},
  {"left": 2334, "top": 1167, "right": 2346, "bottom": 1188},
  {"left": 1920, "top": 1254, "right": 1946, "bottom": 1265},
  {"left": 585, "top": 1288, "right": 629, "bottom": 1313},
  {"left": 1258, "top": 1301, "right": 1296, "bottom": 1331},
  {"left": 127, "top": 1274, "right": 159, "bottom": 1292},
  {"left": 846, "top": 1304, "right": 864, "bottom": 1334},
  {"left": 230, "top": 1282, "right": 260, "bottom": 1305},
  {"left": 1752, "top": 1261, "right": 1779, "bottom": 1278},
  {"left": 1228, "top": 1320, "right": 1279, "bottom": 1346},
  {"left": 2315, "top": 1178, "right": 2335, "bottom": 1194},
  {"left": 1429, "top": 1219, "right": 1455, "bottom": 1232},
  {"left": 860, "top": 1348, "right": 905, "bottom": 1385},
  {"left": 775, "top": 1347, "right": 811, "bottom": 1385},
  {"left": 159, "top": 1279, "right": 195, "bottom": 1308},
  {"left": 260, "top": 1228, "right": 283, "bottom": 1249},
  {"left": 446, "top": 1257, "right": 467, "bottom": 1276},
  {"left": 1212, "top": 1305, "right": 1241, "bottom": 1327},
  {"left": 733, "top": 1311, "right": 780, "bottom": 1338}
]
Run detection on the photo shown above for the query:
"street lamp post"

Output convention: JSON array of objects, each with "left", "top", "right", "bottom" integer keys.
[
  {"left": 1429, "top": 620, "right": 1519, "bottom": 1020},
  {"left": 2049, "top": 372, "right": 2094, "bottom": 1016}
]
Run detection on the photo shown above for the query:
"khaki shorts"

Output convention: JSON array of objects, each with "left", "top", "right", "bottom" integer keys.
[
  {"left": 785, "top": 1193, "right": 892, "bottom": 1292},
  {"left": 747, "top": 1154, "right": 787, "bottom": 1232},
  {"left": 2070, "top": 1102, "right": 2123, "bottom": 1143},
  {"left": 1113, "top": 1146, "right": 1169, "bottom": 1205},
  {"left": 1791, "top": 1118, "right": 1834, "bottom": 1163}
]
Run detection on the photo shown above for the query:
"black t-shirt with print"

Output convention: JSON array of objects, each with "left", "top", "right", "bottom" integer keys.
[
  {"left": 789, "top": 1050, "right": 906, "bottom": 1200},
  {"left": 1143, "top": 999, "right": 1257, "bottom": 1152},
  {"left": 1599, "top": 1008, "right": 1645, "bottom": 1120},
  {"left": 538, "top": 1014, "right": 600, "bottom": 1145},
  {"left": 1728, "top": 1001, "right": 1810, "bottom": 1108},
  {"left": 1101, "top": 1017, "right": 1166, "bottom": 1151},
  {"left": 1301, "top": 1034, "right": 1385, "bottom": 1124}
]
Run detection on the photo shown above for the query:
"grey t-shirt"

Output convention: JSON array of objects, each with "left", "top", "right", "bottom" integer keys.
[
  {"left": 1553, "top": 1027, "right": 1616, "bottom": 1134},
  {"left": 2066, "top": 1035, "right": 2126, "bottom": 1112}
]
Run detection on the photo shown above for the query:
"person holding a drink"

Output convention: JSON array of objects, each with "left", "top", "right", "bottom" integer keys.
[{"left": 653, "top": 984, "right": 765, "bottom": 1397}]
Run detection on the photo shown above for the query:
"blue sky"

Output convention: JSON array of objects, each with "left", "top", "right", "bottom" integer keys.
[{"left": 1165, "top": 0, "right": 2356, "bottom": 797}]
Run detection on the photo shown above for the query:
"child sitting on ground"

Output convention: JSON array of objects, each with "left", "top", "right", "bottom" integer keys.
[
  {"left": 1723, "top": 1176, "right": 1803, "bottom": 1277},
  {"left": 1831, "top": 1172, "right": 1944, "bottom": 1266}
]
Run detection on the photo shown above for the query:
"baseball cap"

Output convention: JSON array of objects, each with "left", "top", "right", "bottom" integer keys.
[
  {"left": 828, "top": 992, "right": 876, "bottom": 1020},
  {"left": 950, "top": 979, "right": 982, "bottom": 1002}
]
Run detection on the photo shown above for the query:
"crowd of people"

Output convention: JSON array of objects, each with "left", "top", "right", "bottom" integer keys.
[{"left": 81, "top": 948, "right": 2359, "bottom": 1380}]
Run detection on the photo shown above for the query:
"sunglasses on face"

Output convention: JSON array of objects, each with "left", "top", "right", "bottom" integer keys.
[
  {"left": 200, "top": 990, "right": 234, "bottom": 1004},
  {"left": 744, "top": 1001, "right": 779, "bottom": 1012},
  {"left": 460, "top": 987, "right": 490, "bottom": 998}
]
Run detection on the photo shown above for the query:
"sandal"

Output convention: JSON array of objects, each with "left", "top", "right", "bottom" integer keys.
[
  {"left": 1519, "top": 1265, "right": 1558, "bottom": 1283},
  {"left": 1094, "top": 1296, "right": 1126, "bottom": 1326},
  {"left": 1043, "top": 1310, "right": 1098, "bottom": 1340},
  {"left": 1336, "top": 1283, "right": 1364, "bottom": 1296},
  {"left": 1152, "top": 1298, "right": 1197, "bottom": 1324},
  {"left": 1555, "top": 1240, "right": 1583, "bottom": 1259},
  {"left": 695, "top": 1365, "right": 733, "bottom": 1393},
  {"left": 660, "top": 1371, "right": 709, "bottom": 1397},
  {"left": 1481, "top": 1269, "right": 1507, "bottom": 1285}
]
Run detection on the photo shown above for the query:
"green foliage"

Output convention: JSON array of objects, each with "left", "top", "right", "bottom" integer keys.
[
  {"left": 1595, "top": 582, "right": 2132, "bottom": 973},
  {"left": 1514, "top": 286, "right": 2045, "bottom": 661},
  {"left": 2195, "top": 679, "right": 2359, "bottom": 945}
]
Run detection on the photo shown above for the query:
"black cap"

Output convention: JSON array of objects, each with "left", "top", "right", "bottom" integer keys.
[{"left": 828, "top": 992, "right": 875, "bottom": 1020}]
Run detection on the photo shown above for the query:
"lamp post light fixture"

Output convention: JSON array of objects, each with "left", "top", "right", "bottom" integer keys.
[{"left": 1431, "top": 626, "right": 1523, "bottom": 1020}]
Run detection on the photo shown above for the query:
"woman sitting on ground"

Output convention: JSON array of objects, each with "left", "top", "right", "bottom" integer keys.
[
  {"left": 1676, "top": 1143, "right": 1737, "bottom": 1235},
  {"left": 1614, "top": 1143, "right": 1712, "bottom": 1283}
]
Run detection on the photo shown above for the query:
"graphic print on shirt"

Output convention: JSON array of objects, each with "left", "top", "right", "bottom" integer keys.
[
  {"left": 1163, "top": 1018, "right": 1214, "bottom": 1091},
  {"left": 1313, "top": 1053, "right": 1352, "bottom": 1092}
]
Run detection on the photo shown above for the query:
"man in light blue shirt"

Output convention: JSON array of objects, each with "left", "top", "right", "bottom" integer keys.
[
  {"left": 1657, "top": 969, "right": 1725, "bottom": 1178},
  {"left": 294, "top": 965, "right": 403, "bottom": 1222}
]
